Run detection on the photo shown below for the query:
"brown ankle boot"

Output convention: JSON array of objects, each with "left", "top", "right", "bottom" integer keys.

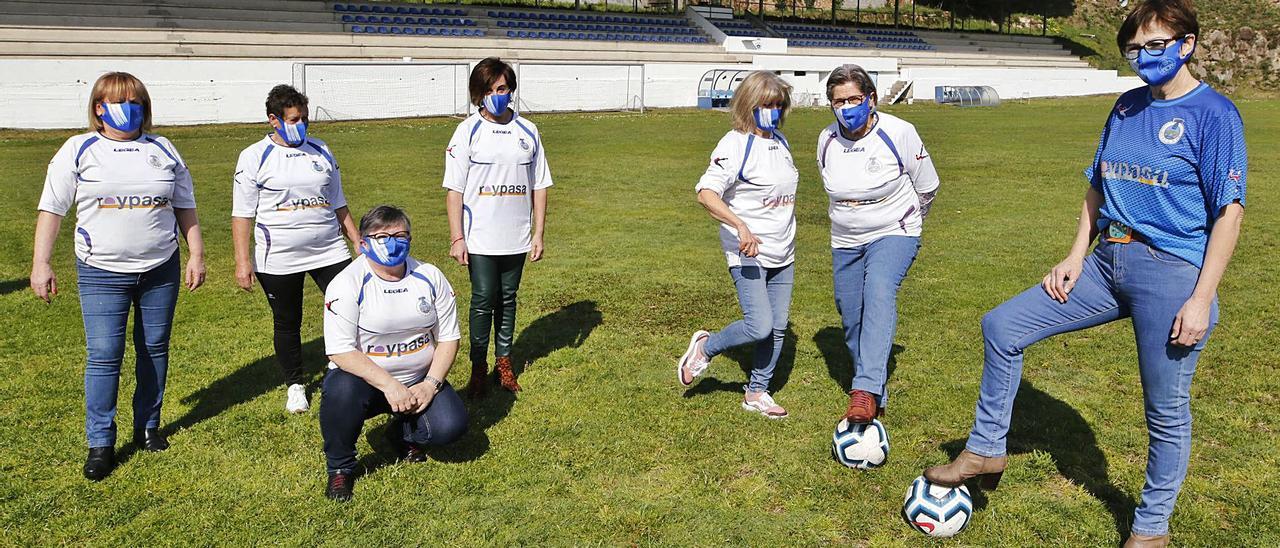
[
  {"left": 495, "top": 356, "right": 521, "bottom": 392},
  {"left": 467, "top": 362, "right": 488, "bottom": 399},
  {"left": 922, "top": 449, "right": 1007, "bottom": 490},
  {"left": 1123, "top": 532, "right": 1170, "bottom": 548}
]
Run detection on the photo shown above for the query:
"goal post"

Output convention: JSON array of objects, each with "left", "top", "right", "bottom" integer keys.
[
  {"left": 292, "top": 61, "right": 471, "bottom": 121},
  {"left": 512, "top": 62, "right": 645, "bottom": 114}
]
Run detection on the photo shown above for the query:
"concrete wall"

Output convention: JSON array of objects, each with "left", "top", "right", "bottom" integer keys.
[{"left": 0, "top": 57, "right": 1134, "bottom": 129}]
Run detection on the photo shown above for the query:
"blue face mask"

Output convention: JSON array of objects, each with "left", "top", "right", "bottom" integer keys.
[
  {"left": 273, "top": 117, "right": 308, "bottom": 146},
  {"left": 835, "top": 99, "right": 873, "bottom": 132},
  {"left": 753, "top": 107, "right": 781, "bottom": 131},
  {"left": 483, "top": 92, "right": 511, "bottom": 117},
  {"left": 1129, "top": 38, "right": 1193, "bottom": 86},
  {"left": 100, "top": 101, "right": 144, "bottom": 133},
  {"left": 362, "top": 236, "right": 411, "bottom": 267}
]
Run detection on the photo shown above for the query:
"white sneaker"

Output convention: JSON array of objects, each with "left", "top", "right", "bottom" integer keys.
[
  {"left": 677, "top": 330, "right": 711, "bottom": 386},
  {"left": 286, "top": 383, "right": 309, "bottom": 414},
  {"left": 742, "top": 392, "right": 788, "bottom": 419}
]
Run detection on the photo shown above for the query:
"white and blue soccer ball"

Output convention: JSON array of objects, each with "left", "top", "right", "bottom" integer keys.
[
  {"left": 830, "top": 418, "right": 889, "bottom": 469},
  {"left": 902, "top": 475, "right": 974, "bottom": 538}
]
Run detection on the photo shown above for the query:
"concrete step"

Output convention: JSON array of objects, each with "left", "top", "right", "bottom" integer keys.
[
  {"left": 0, "top": 13, "right": 342, "bottom": 32},
  {"left": 0, "top": 1, "right": 338, "bottom": 23},
  {"left": 29, "top": 0, "right": 329, "bottom": 11}
]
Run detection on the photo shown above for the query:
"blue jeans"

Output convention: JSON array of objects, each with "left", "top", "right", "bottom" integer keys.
[
  {"left": 704, "top": 263, "right": 794, "bottom": 393},
  {"left": 320, "top": 368, "right": 468, "bottom": 472},
  {"left": 75, "top": 252, "right": 181, "bottom": 448},
  {"left": 966, "top": 239, "right": 1216, "bottom": 536},
  {"left": 832, "top": 236, "right": 920, "bottom": 406}
]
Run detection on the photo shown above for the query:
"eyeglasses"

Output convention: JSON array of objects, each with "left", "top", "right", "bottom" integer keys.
[
  {"left": 1122, "top": 35, "right": 1190, "bottom": 60},
  {"left": 365, "top": 231, "right": 411, "bottom": 243},
  {"left": 830, "top": 94, "right": 867, "bottom": 109}
]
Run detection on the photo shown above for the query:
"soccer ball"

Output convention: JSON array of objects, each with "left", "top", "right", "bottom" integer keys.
[
  {"left": 830, "top": 418, "right": 889, "bottom": 469},
  {"left": 901, "top": 475, "right": 974, "bottom": 538}
]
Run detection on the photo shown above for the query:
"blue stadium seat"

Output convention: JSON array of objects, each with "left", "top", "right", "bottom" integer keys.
[
  {"left": 341, "top": 14, "right": 352, "bottom": 22},
  {"left": 351, "top": 25, "right": 363, "bottom": 32},
  {"left": 335, "top": 4, "right": 345, "bottom": 11}
]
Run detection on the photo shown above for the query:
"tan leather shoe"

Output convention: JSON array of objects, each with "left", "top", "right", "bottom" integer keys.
[
  {"left": 922, "top": 449, "right": 1007, "bottom": 490},
  {"left": 495, "top": 356, "right": 521, "bottom": 392},
  {"left": 842, "top": 390, "right": 882, "bottom": 423},
  {"left": 1122, "top": 532, "right": 1170, "bottom": 548}
]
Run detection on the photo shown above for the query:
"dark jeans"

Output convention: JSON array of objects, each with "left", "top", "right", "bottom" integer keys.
[
  {"left": 319, "top": 368, "right": 468, "bottom": 472},
  {"left": 75, "top": 252, "right": 180, "bottom": 448},
  {"left": 255, "top": 259, "right": 349, "bottom": 386},
  {"left": 467, "top": 253, "right": 526, "bottom": 364}
]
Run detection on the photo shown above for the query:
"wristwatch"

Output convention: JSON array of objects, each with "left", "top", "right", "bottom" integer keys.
[{"left": 422, "top": 374, "right": 444, "bottom": 393}]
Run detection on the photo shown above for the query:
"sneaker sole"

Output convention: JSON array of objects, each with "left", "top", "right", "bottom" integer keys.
[
  {"left": 677, "top": 330, "right": 709, "bottom": 386},
  {"left": 741, "top": 402, "right": 788, "bottom": 419}
]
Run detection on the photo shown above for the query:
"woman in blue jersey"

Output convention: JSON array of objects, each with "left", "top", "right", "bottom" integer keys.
[
  {"left": 443, "top": 57, "right": 552, "bottom": 397},
  {"left": 924, "top": 2, "right": 1245, "bottom": 546},
  {"left": 31, "top": 72, "right": 206, "bottom": 481},
  {"left": 232, "top": 85, "right": 359, "bottom": 414},
  {"left": 676, "top": 71, "right": 798, "bottom": 419}
]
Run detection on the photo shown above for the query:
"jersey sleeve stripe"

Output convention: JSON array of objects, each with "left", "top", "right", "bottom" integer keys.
[
  {"left": 875, "top": 128, "right": 905, "bottom": 175},
  {"left": 738, "top": 133, "right": 756, "bottom": 183},
  {"left": 356, "top": 271, "right": 374, "bottom": 305},
  {"left": 74, "top": 136, "right": 100, "bottom": 170},
  {"left": 258, "top": 144, "right": 275, "bottom": 171},
  {"left": 304, "top": 141, "right": 338, "bottom": 170},
  {"left": 408, "top": 270, "right": 438, "bottom": 300}
]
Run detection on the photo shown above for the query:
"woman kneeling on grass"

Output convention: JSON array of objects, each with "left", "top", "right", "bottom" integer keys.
[
  {"left": 33, "top": 72, "right": 206, "bottom": 481},
  {"left": 320, "top": 205, "right": 467, "bottom": 501},
  {"left": 677, "top": 71, "right": 799, "bottom": 419},
  {"left": 923, "top": 2, "right": 1246, "bottom": 546}
]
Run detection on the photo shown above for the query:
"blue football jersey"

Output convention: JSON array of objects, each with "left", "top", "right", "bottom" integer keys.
[{"left": 1084, "top": 83, "right": 1247, "bottom": 267}]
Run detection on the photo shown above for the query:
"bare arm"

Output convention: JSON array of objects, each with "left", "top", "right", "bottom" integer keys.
[
  {"left": 175, "top": 207, "right": 206, "bottom": 291},
  {"left": 30, "top": 211, "right": 63, "bottom": 302},
  {"left": 329, "top": 350, "right": 419, "bottom": 413},
  {"left": 231, "top": 216, "right": 255, "bottom": 291},
  {"left": 697, "top": 189, "right": 760, "bottom": 258},
  {"left": 446, "top": 190, "right": 468, "bottom": 265},
  {"left": 530, "top": 188, "right": 548, "bottom": 261},
  {"left": 334, "top": 206, "right": 360, "bottom": 245},
  {"left": 1043, "top": 187, "right": 1104, "bottom": 303},
  {"left": 1171, "top": 203, "right": 1244, "bottom": 346}
]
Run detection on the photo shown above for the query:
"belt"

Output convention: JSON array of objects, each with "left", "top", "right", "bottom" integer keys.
[{"left": 1103, "top": 220, "right": 1150, "bottom": 245}]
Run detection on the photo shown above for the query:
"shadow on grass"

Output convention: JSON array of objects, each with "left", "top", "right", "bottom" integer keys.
[
  {"left": 681, "top": 326, "right": 797, "bottom": 398},
  {"left": 0, "top": 278, "right": 28, "bottom": 296},
  {"left": 813, "top": 326, "right": 902, "bottom": 393},
  {"left": 424, "top": 300, "right": 602, "bottom": 464},
  {"left": 116, "top": 338, "right": 324, "bottom": 467},
  {"left": 941, "top": 380, "right": 1136, "bottom": 539}
]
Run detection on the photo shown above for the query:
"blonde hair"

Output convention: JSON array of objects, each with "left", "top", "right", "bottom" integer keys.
[
  {"left": 729, "top": 71, "right": 792, "bottom": 134},
  {"left": 87, "top": 72, "right": 152, "bottom": 132}
]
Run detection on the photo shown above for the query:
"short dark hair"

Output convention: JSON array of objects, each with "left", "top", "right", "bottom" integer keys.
[
  {"left": 359, "top": 205, "right": 411, "bottom": 236},
  {"left": 265, "top": 84, "right": 309, "bottom": 120},
  {"left": 468, "top": 57, "right": 517, "bottom": 108},
  {"left": 1117, "top": 0, "right": 1200, "bottom": 50},
  {"left": 826, "top": 64, "right": 877, "bottom": 103}
]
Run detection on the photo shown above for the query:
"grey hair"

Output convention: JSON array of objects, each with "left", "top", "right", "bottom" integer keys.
[
  {"left": 826, "top": 64, "right": 877, "bottom": 102},
  {"left": 358, "top": 205, "right": 411, "bottom": 236}
]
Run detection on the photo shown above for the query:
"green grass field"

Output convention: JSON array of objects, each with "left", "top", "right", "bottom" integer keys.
[{"left": 1, "top": 96, "right": 1278, "bottom": 546}]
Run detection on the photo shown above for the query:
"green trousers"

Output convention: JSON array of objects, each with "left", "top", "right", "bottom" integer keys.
[{"left": 467, "top": 253, "right": 526, "bottom": 365}]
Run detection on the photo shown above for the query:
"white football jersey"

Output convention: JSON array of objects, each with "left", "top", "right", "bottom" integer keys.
[
  {"left": 442, "top": 112, "right": 553, "bottom": 256},
  {"left": 38, "top": 132, "right": 197, "bottom": 273},
  {"left": 695, "top": 129, "right": 798, "bottom": 268},
  {"left": 323, "top": 257, "right": 461, "bottom": 386},
  {"left": 817, "top": 112, "right": 940, "bottom": 248},
  {"left": 231, "top": 136, "right": 351, "bottom": 275}
]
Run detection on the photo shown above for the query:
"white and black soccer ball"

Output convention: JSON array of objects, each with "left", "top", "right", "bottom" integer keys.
[
  {"left": 901, "top": 475, "right": 974, "bottom": 538},
  {"left": 830, "top": 418, "right": 889, "bottom": 469}
]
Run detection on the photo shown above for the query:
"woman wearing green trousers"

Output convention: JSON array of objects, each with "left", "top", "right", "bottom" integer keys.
[{"left": 443, "top": 57, "right": 552, "bottom": 396}]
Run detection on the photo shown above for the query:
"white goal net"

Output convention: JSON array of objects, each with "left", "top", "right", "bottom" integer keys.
[
  {"left": 513, "top": 63, "right": 645, "bottom": 113},
  {"left": 292, "top": 62, "right": 470, "bottom": 121}
]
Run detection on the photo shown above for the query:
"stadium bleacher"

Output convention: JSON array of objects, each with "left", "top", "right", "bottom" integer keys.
[{"left": 710, "top": 19, "right": 766, "bottom": 37}]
